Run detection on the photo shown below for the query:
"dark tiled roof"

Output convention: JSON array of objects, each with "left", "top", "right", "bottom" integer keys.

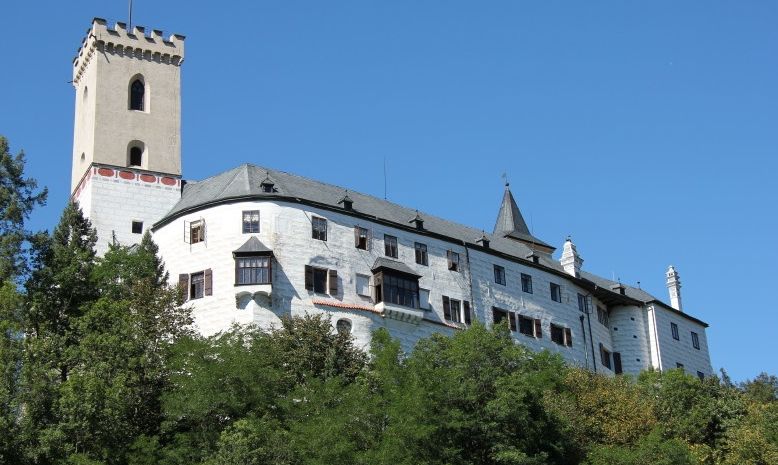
[
  {"left": 371, "top": 257, "right": 421, "bottom": 277},
  {"left": 493, "top": 185, "right": 553, "bottom": 249},
  {"left": 233, "top": 236, "right": 272, "bottom": 254}
]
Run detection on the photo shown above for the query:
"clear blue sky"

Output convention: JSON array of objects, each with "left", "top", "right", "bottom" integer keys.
[{"left": 1, "top": 1, "right": 776, "bottom": 381}]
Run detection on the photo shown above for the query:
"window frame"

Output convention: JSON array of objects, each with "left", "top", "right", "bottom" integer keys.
[
  {"left": 374, "top": 269, "right": 419, "bottom": 309},
  {"left": 520, "top": 273, "right": 533, "bottom": 294},
  {"left": 235, "top": 255, "right": 272, "bottom": 285},
  {"left": 384, "top": 234, "right": 398, "bottom": 258},
  {"left": 691, "top": 331, "right": 700, "bottom": 350},
  {"left": 493, "top": 265, "right": 506, "bottom": 285},
  {"left": 597, "top": 306, "right": 609, "bottom": 327},
  {"left": 242, "top": 210, "right": 260, "bottom": 234},
  {"left": 355, "top": 273, "right": 371, "bottom": 297},
  {"left": 313, "top": 267, "right": 328, "bottom": 294},
  {"left": 355, "top": 226, "right": 369, "bottom": 250},
  {"left": 550, "top": 283, "right": 562, "bottom": 303},
  {"left": 129, "top": 78, "right": 145, "bottom": 111},
  {"left": 190, "top": 271, "right": 204, "bottom": 299},
  {"left": 671, "top": 322, "right": 680, "bottom": 341},
  {"left": 447, "top": 250, "right": 460, "bottom": 272},
  {"left": 414, "top": 242, "right": 428, "bottom": 266},
  {"left": 311, "top": 216, "right": 327, "bottom": 241},
  {"left": 190, "top": 220, "right": 204, "bottom": 244},
  {"left": 600, "top": 343, "right": 612, "bottom": 370},
  {"left": 131, "top": 220, "right": 143, "bottom": 234}
]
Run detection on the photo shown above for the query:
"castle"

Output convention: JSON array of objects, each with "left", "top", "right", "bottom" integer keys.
[{"left": 69, "top": 18, "right": 713, "bottom": 377}]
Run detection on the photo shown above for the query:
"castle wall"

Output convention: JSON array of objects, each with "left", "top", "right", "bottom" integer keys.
[{"left": 650, "top": 303, "right": 713, "bottom": 377}]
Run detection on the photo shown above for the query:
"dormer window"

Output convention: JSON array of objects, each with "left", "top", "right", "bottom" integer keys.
[
  {"left": 409, "top": 211, "right": 424, "bottom": 230},
  {"left": 338, "top": 192, "right": 354, "bottom": 210},
  {"left": 129, "top": 78, "right": 145, "bottom": 111},
  {"left": 260, "top": 171, "right": 275, "bottom": 193}
]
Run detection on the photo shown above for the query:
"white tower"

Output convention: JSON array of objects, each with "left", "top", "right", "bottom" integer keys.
[
  {"left": 560, "top": 237, "right": 583, "bottom": 277},
  {"left": 666, "top": 265, "right": 682, "bottom": 311},
  {"left": 70, "top": 18, "right": 185, "bottom": 254}
]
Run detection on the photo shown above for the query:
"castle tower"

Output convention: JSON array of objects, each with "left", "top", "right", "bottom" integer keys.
[
  {"left": 666, "top": 265, "right": 682, "bottom": 311},
  {"left": 70, "top": 18, "right": 185, "bottom": 254}
]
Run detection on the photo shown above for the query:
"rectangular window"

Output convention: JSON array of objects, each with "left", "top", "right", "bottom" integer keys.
[
  {"left": 494, "top": 265, "right": 506, "bottom": 285},
  {"left": 313, "top": 268, "right": 328, "bottom": 293},
  {"left": 550, "top": 283, "right": 562, "bottom": 303},
  {"left": 449, "top": 299, "right": 462, "bottom": 323},
  {"left": 600, "top": 343, "right": 612, "bottom": 369},
  {"left": 414, "top": 242, "right": 428, "bottom": 266},
  {"left": 442, "top": 296, "right": 470, "bottom": 324},
  {"left": 235, "top": 256, "right": 271, "bottom": 284},
  {"left": 697, "top": 371, "right": 705, "bottom": 380},
  {"left": 518, "top": 315, "right": 535, "bottom": 337},
  {"left": 354, "top": 226, "right": 369, "bottom": 250},
  {"left": 613, "top": 352, "right": 623, "bottom": 374},
  {"left": 131, "top": 220, "right": 143, "bottom": 234},
  {"left": 242, "top": 210, "right": 260, "bottom": 233},
  {"left": 312, "top": 217, "right": 327, "bottom": 241},
  {"left": 577, "top": 293, "right": 589, "bottom": 313},
  {"left": 671, "top": 322, "right": 679, "bottom": 341},
  {"left": 492, "top": 307, "right": 508, "bottom": 327},
  {"left": 691, "top": 331, "right": 700, "bottom": 350},
  {"left": 381, "top": 273, "right": 419, "bottom": 308},
  {"left": 521, "top": 273, "right": 533, "bottom": 293},
  {"left": 676, "top": 362, "right": 684, "bottom": 369},
  {"left": 190, "top": 272, "right": 204, "bottom": 299},
  {"left": 564, "top": 327, "right": 573, "bottom": 347},
  {"left": 551, "top": 324, "right": 565, "bottom": 345},
  {"left": 190, "top": 220, "right": 204, "bottom": 244},
  {"left": 356, "top": 274, "right": 370, "bottom": 297},
  {"left": 384, "top": 235, "right": 398, "bottom": 258},
  {"left": 419, "top": 288, "right": 430, "bottom": 310},
  {"left": 305, "top": 265, "right": 332, "bottom": 294},
  {"left": 447, "top": 250, "right": 460, "bottom": 272},
  {"left": 597, "top": 306, "right": 609, "bottom": 327}
]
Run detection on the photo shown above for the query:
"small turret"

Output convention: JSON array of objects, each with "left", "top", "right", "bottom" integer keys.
[
  {"left": 493, "top": 182, "right": 554, "bottom": 253},
  {"left": 666, "top": 265, "right": 682, "bottom": 311},
  {"left": 560, "top": 236, "right": 583, "bottom": 277}
]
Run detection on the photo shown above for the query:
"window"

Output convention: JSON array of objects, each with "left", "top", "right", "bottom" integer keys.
[
  {"left": 190, "top": 272, "right": 204, "bottom": 299},
  {"left": 382, "top": 273, "right": 418, "bottom": 308},
  {"left": 492, "top": 307, "right": 509, "bottom": 327},
  {"left": 671, "top": 322, "right": 679, "bottom": 340},
  {"left": 697, "top": 371, "right": 705, "bottom": 380},
  {"left": 312, "top": 217, "right": 327, "bottom": 241},
  {"left": 597, "top": 306, "right": 609, "bottom": 327},
  {"left": 129, "top": 146, "right": 143, "bottom": 167},
  {"left": 676, "top": 362, "right": 684, "bottom": 369},
  {"left": 521, "top": 273, "right": 533, "bottom": 293},
  {"left": 354, "top": 227, "right": 369, "bottom": 250},
  {"left": 242, "top": 210, "right": 260, "bottom": 233},
  {"left": 305, "top": 266, "right": 336, "bottom": 294},
  {"left": 494, "top": 265, "right": 506, "bottom": 285},
  {"left": 600, "top": 343, "right": 612, "bottom": 369},
  {"left": 131, "top": 220, "right": 143, "bottom": 234},
  {"left": 414, "top": 242, "right": 428, "bottom": 266},
  {"left": 550, "top": 283, "right": 562, "bottom": 303},
  {"left": 336, "top": 319, "right": 352, "bottom": 336},
  {"left": 691, "top": 331, "right": 700, "bottom": 350},
  {"left": 315, "top": 268, "right": 328, "bottom": 293},
  {"left": 190, "top": 220, "right": 204, "bottom": 244},
  {"left": 577, "top": 293, "right": 589, "bottom": 313},
  {"left": 130, "top": 78, "right": 145, "bottom": 111},
  {"left": 613, "top": 352, "right": 623, "bottom": 374},
  {"left": 419, "top": 289, "right": 430, "bottom": 310},
  {"left": 518, "top": 315, "right": 541, "bottom": 338},
  {"left": 443, "top": 296, "right": 471, "bottom": 324},
  {"left": 551, "top": 324, "right": 565, "bottom": 345},
  {"left": 356, "top": 274, "right": 370, "bottom": 297},
  {"left": 447, "top": 250, "right": 460, "bottom": 272},
  {"left": 384, "top": 234, "right": 398, "bottom": 258},
  {"left": 235, "top": 256, "right": 271, "bottom": 285}
]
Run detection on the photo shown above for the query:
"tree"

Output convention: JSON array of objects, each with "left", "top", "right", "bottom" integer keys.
[
  {"left": 584, "top": 429, "right": 696, "bottom": 465},
  {"left": 741, "top": 373, "right": 778, "bottom": 404},
  {"left": 0, "top": 136, "right": 47, "bottom": 284}
]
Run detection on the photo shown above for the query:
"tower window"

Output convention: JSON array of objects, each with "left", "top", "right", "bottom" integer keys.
[
  {"left": 130, "top": 79, "right": 145, "bottom": 111},
  {"left": 129, "top": 147, "right": 143, "bottom": 167},
  {"left": 131, "top": 221, "right": 143, "bottom": 234}
]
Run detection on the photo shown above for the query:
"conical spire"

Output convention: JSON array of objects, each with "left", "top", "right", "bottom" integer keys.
[
  {"left": 493, "top": 183, "right": 531, "bottom": 237},
  {"left": 492, "top": 182, "right": 555, "bottom": 252}
]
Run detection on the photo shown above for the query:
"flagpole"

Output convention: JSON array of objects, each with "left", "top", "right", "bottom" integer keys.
[{"left": 128, "top": 0, "right": 133, "bottom": 29}]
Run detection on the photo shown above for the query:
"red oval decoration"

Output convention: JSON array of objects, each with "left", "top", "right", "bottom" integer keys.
[
  {"left": 140, "top": 174, "right": 156, "bottom": 183},
  {"left": 119, "top": 171, "right": 135, "bottom": 180},
  {"left": 97, "top": 168, "right": 114, "bottom": 177},
  {"left": 161, "top": 177, "right": 177, "bottom": 186}
]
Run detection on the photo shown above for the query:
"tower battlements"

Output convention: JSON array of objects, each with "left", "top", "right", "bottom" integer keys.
[{"left": 73, "top": 17, "right": 185, "bottom": 85}]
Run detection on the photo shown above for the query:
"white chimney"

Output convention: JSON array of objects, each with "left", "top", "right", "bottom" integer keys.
[
  {"left": 666, "top": 265, "right": 682, "bottom": 311},
  {"left": 560, "top": 237, "right": 583, "bottom": 277}
]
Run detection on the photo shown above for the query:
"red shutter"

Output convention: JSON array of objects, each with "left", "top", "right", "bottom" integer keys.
[
  {"left": 328, "top": 270, "right": 338, "bottom": 295},
  {"left": 509, "top": 312, "right": 517, "bottom": 332},
  {"left": 178, "top": 273, "right": 189, "bottom": 301},
  {"left": 442, "top": 296, "right": 451, "bottom": 320},
  {"left": 534, "top": 319, "right": 542, "bottom": 338},
  {"left": 305, "top": 265, "right": 313, "bottom": 291},
  {"left": 204, "top": 269, "right": 213, "bottom": 296},
  {"left": 463, "top": 301, "right": 471, "bottom": 325},
  {"left": 564, "top": 328, "right": 573, "bottom": 347}
]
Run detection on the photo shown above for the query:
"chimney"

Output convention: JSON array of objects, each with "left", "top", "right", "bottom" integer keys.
[
  {"left": 560, "top": 237, "right": 583, "bottom": 277},
  {"left": 666, "top": 265, "right": 682, "bottom": 311}
]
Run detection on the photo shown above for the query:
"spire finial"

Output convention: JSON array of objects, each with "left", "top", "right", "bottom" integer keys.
[{"left": 501, "top": 172, "right": 509, "bottom": 187}]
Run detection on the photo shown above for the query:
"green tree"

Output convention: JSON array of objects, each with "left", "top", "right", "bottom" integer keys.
[
  {"left": 584, "top": 429, "right": 696, "bottom": 465},
  {"left": 741, "top": 373, "right": 778, "bottom": 404},
  {"left": 720, "top": 402, "right": 778, "bottom": 465},
  {"left": 0, "top": 136, "right": 48, "bottom": 284}
]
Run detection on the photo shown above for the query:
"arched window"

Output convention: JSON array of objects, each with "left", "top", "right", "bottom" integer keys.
[
  {"left": 336, "top": 319, "right": 352, "bottom": 336},
  {"left": 129, "top": 147, "right": 143, "bottom": 167},
  {"left": 130, "top": 79, "right": 145, "bottom": 111}
]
